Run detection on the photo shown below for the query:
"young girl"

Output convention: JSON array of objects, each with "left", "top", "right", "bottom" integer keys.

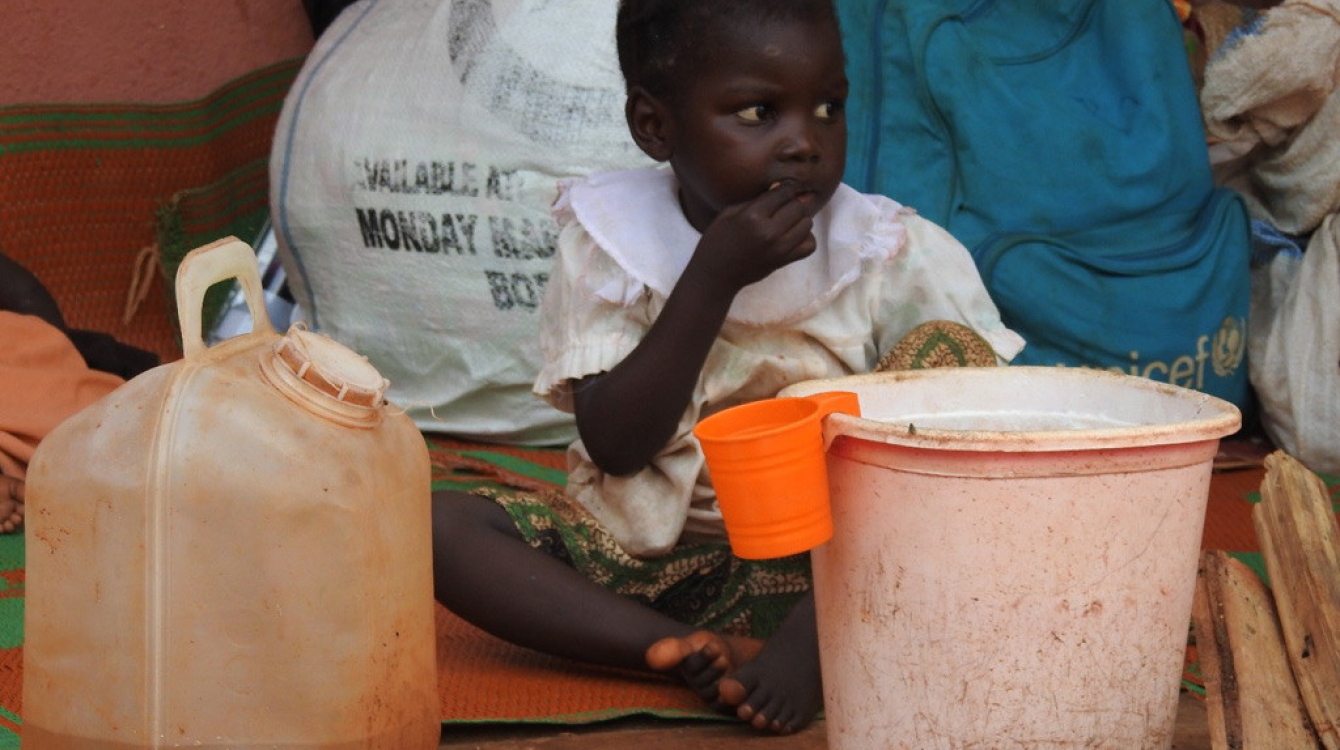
[{"left": 431, "top": 0, "right": 1024, "bottom": 734}]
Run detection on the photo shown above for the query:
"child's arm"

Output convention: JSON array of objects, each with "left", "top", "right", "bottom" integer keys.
[{"left": 572, "top": 184, "right": 815, "bottom": 476}]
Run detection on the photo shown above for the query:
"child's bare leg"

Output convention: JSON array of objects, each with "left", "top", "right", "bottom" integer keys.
[
  {"left": 433, "top": 490, "right": 721, "bottom": 680},
  {"left": 716, "top": 592, "right": 823, "bottom": 734}
]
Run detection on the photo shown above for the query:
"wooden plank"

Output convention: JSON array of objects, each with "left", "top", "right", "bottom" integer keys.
[
  {"left": 1191, "top": 553, "right": 1240, "bottom": 750},
  {"left": 1254, "top": 451, "right": 1340, "bottom": 750},
  {"left": 1191, "top": 550, "right": 1318, "bottom": 749},
  {"left": 1173, "top": 692, "right": 1213, "bottom": 750}
]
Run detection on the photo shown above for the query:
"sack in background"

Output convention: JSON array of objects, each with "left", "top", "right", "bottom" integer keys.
[
  {"left": 270, "top": 0, "right": 652, "bottom": 445},
  {"left": 1249, "top": 215, "right": 1340, "bottom": 475},
  {"left": 1200, "top": 0, "right": 1340, "bottom": 236}
]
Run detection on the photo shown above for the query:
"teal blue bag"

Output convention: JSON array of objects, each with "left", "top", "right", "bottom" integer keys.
[
  {"left": 975, "top": 189, "right": 1250, "bottom": 398},
  {"left": 839, "top": 0, "right": 1252, "bottom": 407}
]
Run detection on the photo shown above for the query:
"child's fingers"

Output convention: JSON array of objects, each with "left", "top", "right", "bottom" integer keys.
[
  {"left": 774, "top": 215, "right": 817, "bottom": 261},
  {"left": 771, "top": 193, "right": 813, "bottom": 232},
  {"left": 4, "top": 476, "right": 22, "bottom": 504},
  {"left": 753, "top": 180, "right": 802, "bottom": 215},
  {"left": 771, "top": 193, "right": 812, "bottom": 227},
  {"left": 742, "top": 191, "right": 813, "bottom": 261}
]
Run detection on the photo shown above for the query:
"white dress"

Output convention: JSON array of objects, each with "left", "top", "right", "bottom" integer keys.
[{"left": 534, "top": 166, "right": 1024, "bottom": 557}]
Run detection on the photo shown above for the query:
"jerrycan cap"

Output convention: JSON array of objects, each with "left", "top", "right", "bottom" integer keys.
[{"left": 271, "top": 324, "right": 388, "bottom": 409}]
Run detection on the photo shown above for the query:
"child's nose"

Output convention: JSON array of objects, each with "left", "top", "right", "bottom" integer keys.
[{"left": 778, "top": 118, "right": 821, "bottom": 161}]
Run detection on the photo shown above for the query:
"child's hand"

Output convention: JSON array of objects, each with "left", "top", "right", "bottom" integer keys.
[
  {"left": 689, "top": 182, "right": 816, "bottom": 294},
  {"left": 576, "top": 185, "right": 816, "bottom": 475}
]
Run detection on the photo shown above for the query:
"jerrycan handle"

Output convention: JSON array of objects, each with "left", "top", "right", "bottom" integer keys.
[{"left": 175, "top": 237, "right": 276, "bottom": 360}]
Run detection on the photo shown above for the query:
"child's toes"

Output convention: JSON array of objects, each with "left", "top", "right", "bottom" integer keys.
[
  {"left": 644, "top": 637, "right": 692, "bottom": 671},
  {"left": 745, "top": 690, "right": 780, "bottom": 729},
  {"left": 698, "top": 639, "right": 732, "bottom": 673},
  {"left": 718, "top": 675, "right": 749, "bottom": 707},
  {"left": 771, "top": 703, "right": 803, "bottom": 734},
  {"left": 680, "top": 654, "right": 725, "bottom": 700}
]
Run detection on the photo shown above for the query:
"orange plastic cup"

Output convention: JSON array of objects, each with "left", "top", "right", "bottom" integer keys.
[{"left": 694, "top": 391, "right": 861, "bottom": 559}]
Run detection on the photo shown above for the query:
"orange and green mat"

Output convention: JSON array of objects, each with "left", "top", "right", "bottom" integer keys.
[{"left": 0, "top": 58, "right": 303, "bottom": 367}]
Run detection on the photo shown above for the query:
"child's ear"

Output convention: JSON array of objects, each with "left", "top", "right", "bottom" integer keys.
[{"left": 625, "top": 86, "right": 673, "bottom": 162}]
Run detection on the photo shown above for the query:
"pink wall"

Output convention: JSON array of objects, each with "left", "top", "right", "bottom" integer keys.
[{"left": 0, "top": 0, "right": 315, "bottom": 105}]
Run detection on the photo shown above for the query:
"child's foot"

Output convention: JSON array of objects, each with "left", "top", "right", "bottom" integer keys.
[
  {"left": 0, "top": 476, "right": 24, "bottom": 533},
  {"left": 645, "top": 631, "right": 762, "bottom": 707},
  {"left": 716, "top": 619, "right": 824, "bottom": 734}
]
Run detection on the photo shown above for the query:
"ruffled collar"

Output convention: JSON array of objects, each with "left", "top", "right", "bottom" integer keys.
[{"left": 552, "top": 167, "right": 907, "bottom": 326}]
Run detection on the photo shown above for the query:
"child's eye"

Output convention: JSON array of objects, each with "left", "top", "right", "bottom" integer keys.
[
  {"left": 815, "top": 100, "right": 844, "bottom": 120},
  {"left": 736, "top": 105, "right": 772, "bottom": 122}
]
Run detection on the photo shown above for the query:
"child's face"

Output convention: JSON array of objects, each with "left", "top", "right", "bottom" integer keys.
[{"left": 665, "top": 16, "right": 848, "bottom": 233}]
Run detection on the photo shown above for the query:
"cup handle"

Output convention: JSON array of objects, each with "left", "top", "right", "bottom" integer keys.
[{"left": 807, "top": 391, "right": 860, "bottom": 451}]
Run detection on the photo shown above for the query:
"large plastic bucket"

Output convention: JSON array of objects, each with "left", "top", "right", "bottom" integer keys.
[{"left": 779, "top": 367, "right": 1240, "bottom": 750}]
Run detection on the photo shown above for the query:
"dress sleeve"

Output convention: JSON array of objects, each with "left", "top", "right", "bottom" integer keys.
[
  {"left": 533, "top": 221, "right": 651, "bottom": 413},
  {"left": 532, "top": 219, "right": 704, "bottom": 558},
  {"left": 874, "top": 211, "right": 1027, "bottom": 363}
]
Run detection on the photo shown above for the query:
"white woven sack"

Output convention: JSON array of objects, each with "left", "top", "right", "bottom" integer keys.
[
  {"left": 270, "top": 0, "right": 651, "bottom": 445},
  {"left": 1200, "top": 0, "right": 1340, "bottom": 235},
  {"left": 1249, "top": 214, "right": 1340, "bottom": 474}
]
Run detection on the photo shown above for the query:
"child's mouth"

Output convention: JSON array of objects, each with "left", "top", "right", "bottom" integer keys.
[
  {"left": 771, "top": 180, "right": 818, "bottom": 211},
  {"left": 769, "top": 178, "right": 815, "bottom": 205},
  {"left": 771, "top": 175, "right": 820, "bottom": 211}
]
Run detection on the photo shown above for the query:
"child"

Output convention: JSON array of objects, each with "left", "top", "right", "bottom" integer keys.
[{"left": 431, "top": 0, "right": 1024, "bottom": 734}]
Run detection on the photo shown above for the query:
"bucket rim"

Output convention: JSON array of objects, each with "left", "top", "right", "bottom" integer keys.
[{"left": 779, "top": 366, "right": 1242, "bottom": 453}]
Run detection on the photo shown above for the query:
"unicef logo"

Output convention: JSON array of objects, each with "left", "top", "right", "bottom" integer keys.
[{"left": 1211, "top": 316, "right": 1246, "bottom": 378}]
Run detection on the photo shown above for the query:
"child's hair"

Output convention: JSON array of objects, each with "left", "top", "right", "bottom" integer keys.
[{"left": 615, "top": 0, "right": 840, "bottom": 99}]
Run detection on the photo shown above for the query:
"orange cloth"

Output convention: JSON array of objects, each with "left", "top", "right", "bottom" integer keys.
[{"left": 0, "top": 312, "right": 124, "bottom": 480}]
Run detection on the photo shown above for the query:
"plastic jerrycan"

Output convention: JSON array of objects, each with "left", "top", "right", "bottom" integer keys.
[{"left": 23, "top": 238, "right": 440, "bottom": 750}]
